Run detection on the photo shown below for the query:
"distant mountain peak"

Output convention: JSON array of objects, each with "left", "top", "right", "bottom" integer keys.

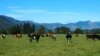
[
  {"left": 0, "top": 15, "right": 100, "bottom": 30},
  {"left": 77, "top": 20, "right": 91, "bottom": 23}
]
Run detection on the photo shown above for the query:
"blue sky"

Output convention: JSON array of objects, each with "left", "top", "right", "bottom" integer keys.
[{"left": 0, "top": 0, "right": 100, "bottom": 23}]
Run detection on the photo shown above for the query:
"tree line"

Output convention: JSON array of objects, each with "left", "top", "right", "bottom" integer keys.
[
  {"left": 0, "top": 23, "right": 100, "bottom": 34},
  {"left": 0, "top": 23, "right": 35, "bottom": 34}
]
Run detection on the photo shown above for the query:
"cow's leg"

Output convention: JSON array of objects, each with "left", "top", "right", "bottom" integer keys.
[
  {"left": 37, "top": 37, "right": 40, "bottom": 42},
  {"left": 36, "top": 37, "right": 38, "bottom": 42},
  {"left": 34, "top": 36, "right": 35, "bottom": 40},
  {"left": 68, "top": 38, "right": 70, "bottom": 42},
  {"left": 67, "top": 38, "right": 69, "bottom": 42},
  {"left": 69, "top": 37, "right": 72, "bottom": 42},
  {"left": 92, "top": 37, "right": 95, "bottom": 40},
  {"left": 30, "top": 38, "right": 32, "bottom": 43}
]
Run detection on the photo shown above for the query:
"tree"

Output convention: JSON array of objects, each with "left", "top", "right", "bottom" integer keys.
[
  {"left": 91, "top": 28, "right": 100, "bottom": 34},
  {"left": 55, "top": 27, "right": 70, "bottom": 34},
  {"left": 74, "top": 28, "right": 83, "bottom": 34},
  {"left": 47, "top": 29, "right": 54, "bottom": 33},
  {"left": 22, "top": 23, "right": 35, "bottom": 34},
  {"left": 37, "top": 25, "right": 45, "bottom": 34},
  {"left": 0, "top": 29, "right": 8, "bottom": 34},
  {"left": 55, "top": 28, "right": 59, "bottom": 33},
  {"left": 8, "top": 24, "right": 22, "bottom": 34}
]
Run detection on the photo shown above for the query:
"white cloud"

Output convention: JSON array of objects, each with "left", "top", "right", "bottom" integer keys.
[
  {"left": 5, "top": 8, "right": 100, "bottom": 23},
  {"left": 8, "top": 6, "right": 21, "bottom": 9},
  {"left": 11, "top": 9, "right": 47, "bottom": 14},
  {"left": 5, "top": 14, "right": 25, "bottom": 19}
]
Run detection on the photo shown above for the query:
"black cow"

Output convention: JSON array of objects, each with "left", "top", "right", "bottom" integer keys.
[
  {"left": 86, "top": 34, "right": 94, "bottom": 40},
  {"left": 46, "top": 33, "right": 49, "bottom": 37},
  {"left": 86, "top": 34, "right": 100, "bottom": 40},
  {"left": 28, "top": 33, "right": 41, "bottom": 43},
  {"left": 35, "top": 34, "right": 41, "bottom": 42},
  {"left": 66, "top": 33, "right": 72, "bottom": 42}
]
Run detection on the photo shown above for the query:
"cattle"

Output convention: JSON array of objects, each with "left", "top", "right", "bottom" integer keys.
[
  {"left": 86, "top": 34, "right": 100, "bottom": 40},
  {"left": 28, "top": 33, "right": 41, "bottom": 43},
  {"left": 75, "top": 34, "right": 79, "bottom": 37},
  {"left": 41, "top": 34, "right": 45, "bottom": 37},
  {"left": 66, "top": 33, "right": 72, "bottom": 42},
  {"left": 46, "top": 33, "right": 56, "bottom": 41},
  {"left": 35, "top": 34, "right": 41, "bottom": 42},
  {"left": 15, "top": 33, "right": 22, "bottom": 38},
  {"left": 1, "top": 34, "right": 6, "bottom": 39},
  {"left": 51, "top": 34, "right": 56, "bottom": 41},
  {"left": 86, "top": 34, "right": 94, "bottom": 40},
  {"left": 28, "top": 33, "right": 36, "bottom": 43},
  {"left": 46, "top": 33, "right": 51, "bottom": 37},
  {"left": 46, "top": 33, "right": 49, "bottom": 37}
]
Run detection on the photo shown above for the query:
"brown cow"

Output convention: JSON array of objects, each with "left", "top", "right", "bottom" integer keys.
[
  {"left": 46, "top": 33, "right": 56, "bottom": 40},
  {"left": 15, "top": 33, "right": 22, "bottom": 38}
]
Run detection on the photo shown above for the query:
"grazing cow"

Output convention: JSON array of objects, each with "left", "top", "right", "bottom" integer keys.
[
  {"left": 75, "top": 33, "right": 79, "bottom": 37},
  {"left": 46, "top": 33, "right": 51, "bottom": 37},
  {"left": 41, "top": 34, "right": 45, "bottom": 37},
  {"left": 28, "top": 33, "right": 41, "bottom": 43},
  {"left": 93, "top": 34, "right": 100, "bottom": 40},
  {"left": 86, "top": 34, "right": 94, "bottom": 40},
  {"left": 50, "top": 34, "right": 56, "bottom": 41},
  {"left": 66, "top": 33, "right": 72, "bottom": 42},
  {"left": 15, "top": 33, "right": 22, "bottom": 38},
  {"left": 28, "top": 33, "right": 36, "bottom": 43},
  {"left": 86, "top": 34, "right": 100, "bottom": 40},
  {"left": 35, "top": 34, "right": 41, "bottom": 42},
  {"left": 46, "top": 33, "right": 49, "bottom": 37},
  {"left": 46, "top": 33, "right": 56, "bottom": 40},
  {"left": 1, "top": 34, "right": 6, "bottom": 39}
]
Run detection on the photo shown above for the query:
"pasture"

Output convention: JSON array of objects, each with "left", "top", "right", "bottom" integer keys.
[{"left": 0, "top": 34, "right": 100, "bottom": 56}]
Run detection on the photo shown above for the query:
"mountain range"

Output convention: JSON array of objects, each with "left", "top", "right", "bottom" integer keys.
[{"left": 0, "top": 15, "right": 100, "bottom": 30}]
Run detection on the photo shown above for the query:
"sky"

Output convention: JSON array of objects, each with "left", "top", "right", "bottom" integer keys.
[{"left": 0, "top": 0, "right": 100, "bottom": 23}]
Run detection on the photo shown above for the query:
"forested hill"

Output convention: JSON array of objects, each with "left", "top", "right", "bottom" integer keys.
[
  {"left": 0, "top": 15, "right": 100, "bottom": 30},
  {"left": 0, "top": 15, "right": 20, "bottom": 30}
]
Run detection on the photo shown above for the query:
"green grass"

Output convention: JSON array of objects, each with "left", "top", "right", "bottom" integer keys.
[{"left": 0, "top": 34, "right": 100, "bottom": 56}]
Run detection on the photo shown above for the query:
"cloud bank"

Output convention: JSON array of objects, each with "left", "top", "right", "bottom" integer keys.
[{"left": 4, "top": 7, "right": 100, "bottom": 23}]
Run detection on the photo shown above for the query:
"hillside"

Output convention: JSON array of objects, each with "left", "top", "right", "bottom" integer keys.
[
  {"left": 67, "top": 21, "right": 100, "bottom": 30},
  {"left": 42, "top": 21, "right": 100, "bottom": 30},
  {"left": 0, "top": 15, "right": 20, "bottom": 30},
  {"left": 0, "top": 15, "right": 100, "bottom": 30}
]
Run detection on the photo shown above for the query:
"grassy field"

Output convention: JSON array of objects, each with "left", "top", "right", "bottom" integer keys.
[{"left": 0, "top": 34, "right": 100, "bottom": 56}]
